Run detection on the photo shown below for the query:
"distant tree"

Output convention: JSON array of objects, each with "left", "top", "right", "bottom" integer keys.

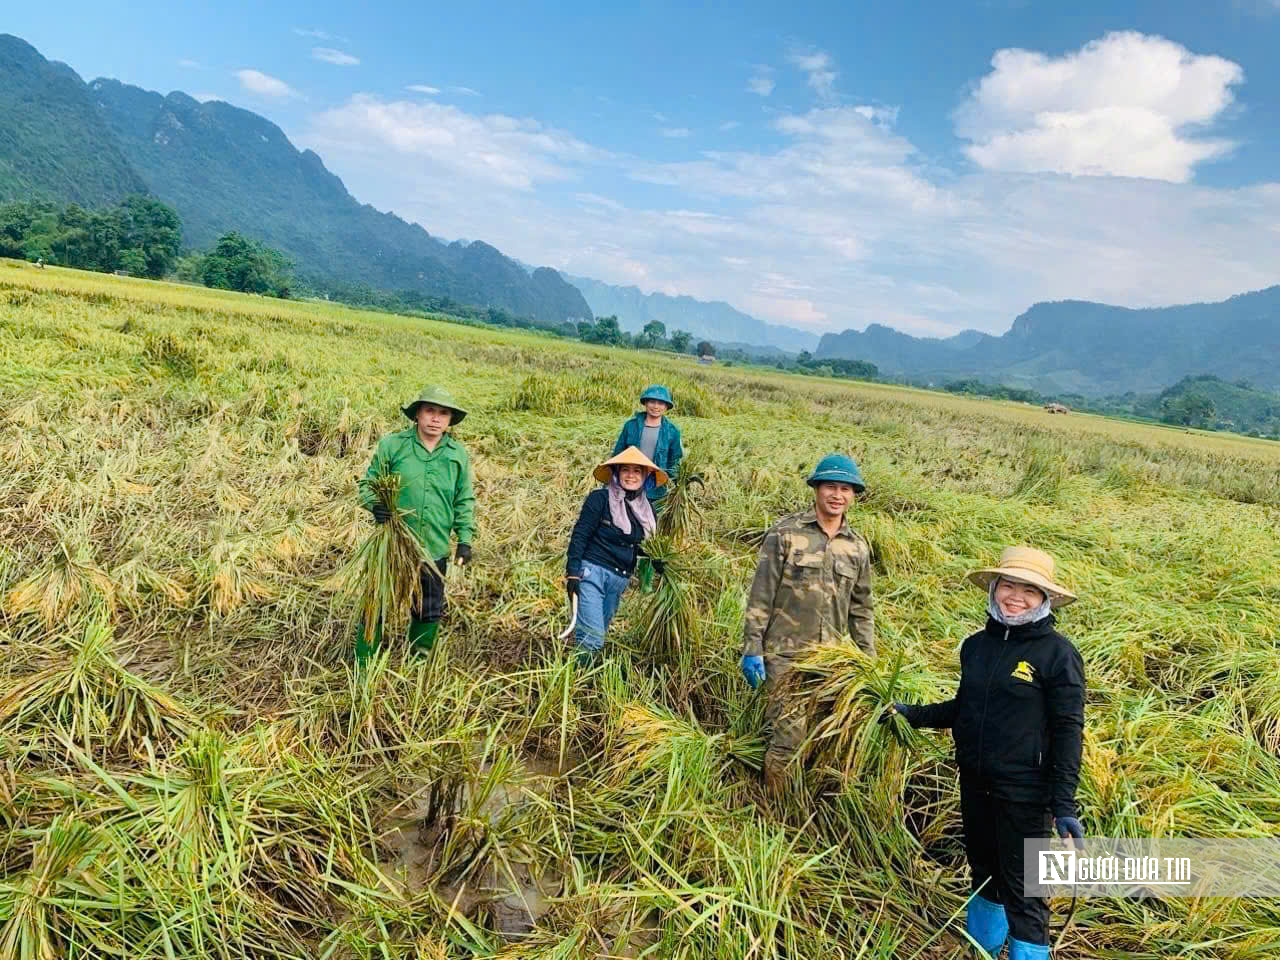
[
  {"left": 578, "top": 314, "right": 627, "bottom": 346},
  {"left": 122, "top": 195, "right": 182, "bottom": 278},
  {"left": 173, "top": 252, "right": 206, "bottom": 284},
  {"left": 640, "top": 319, "right": 667, "bottom": 348},
  {"left": 797, "top": 349, "right": 812, "bottom": 364},
  {"left": 118, "top": 248, "right": 147, "bottom": 276},
  {"left": 1161, "top": 391, "right": 1216, "bottom": 428},
  {"left": 669, "top": 330, "right": 692, "bottom": 353},
  {"left": 696, "top": 340, "right": 715, "bottom": 357},
  {"left": 200, "top": 232, "right": 293, "bottom": 297}
]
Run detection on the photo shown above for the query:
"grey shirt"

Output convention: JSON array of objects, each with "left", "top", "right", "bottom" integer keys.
[{"left": 639, "top": 424, "right": 660, "bottom": 462}]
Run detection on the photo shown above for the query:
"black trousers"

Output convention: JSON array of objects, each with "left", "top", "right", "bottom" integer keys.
[
  {"left": 415, "top": 557, "right": 449, "bottom": 623},
  {"left": 960, "top": 782, "right": 1052, "bottom": 946}
]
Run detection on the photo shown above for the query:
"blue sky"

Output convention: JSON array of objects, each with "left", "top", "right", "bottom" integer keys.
[{"left": 9, "top": 1, "right": 1280, "bottom": 335}]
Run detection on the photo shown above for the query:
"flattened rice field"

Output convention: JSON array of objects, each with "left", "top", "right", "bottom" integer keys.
[{"left": 2, "top": 260, "right": 1279, "bottom": 959}]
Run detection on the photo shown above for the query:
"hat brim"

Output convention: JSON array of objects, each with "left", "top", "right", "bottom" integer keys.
[
  {"left": 403, "top": 401, "right": 466, "bottom": 425},
  {"left": 593, "top": 446, "right": 669, "bottom": 487},
  {"left": 807, "top": 475, "right": 866, "bottom": 493},
  {"left": 640, "top": 397, "right": 674, "bottom": 410},
  {"left": 967, "top": 568, "right": 1077, "bottom": 607},
  {"left": 593, "top": 463, "right": 669, "bottom": 486}
]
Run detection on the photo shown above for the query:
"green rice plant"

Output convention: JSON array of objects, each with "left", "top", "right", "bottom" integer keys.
[
  {"left": 5, "top": 538, "right": 115, "bottom": 628},
  {"left": 0, "top": 618, "right": 192, "bottom": 758},
  {"left": 1013, "top": 437, "right": 1068, "bottom": 502},
  {"left": 196, "top": 526, "right": 275, "bottom": 616},
  {"left": 655, "top": 452, "right": 707, "bottom": 544},
  {"left": 0, "top": 815, "right": 117, "bottom": 960},
  {"left": 635, "top": 537, "right": 696, "bottom": 665},
  {"left": 332, "top": 471, "right": 431, "bottom": 645}
]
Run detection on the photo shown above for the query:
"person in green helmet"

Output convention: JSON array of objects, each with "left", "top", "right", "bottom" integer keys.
[
  {"left": 741, "top": 453, "right": 875, "bottom": 793},
  {"left": 613, "top": 384, "right": 683, "bottom": 590},
  {"left": 355, "top": 385, "right": 476, "bottom": 663},
  {"left": 612, "top": 384, "right": 683, "bottom": 506}
]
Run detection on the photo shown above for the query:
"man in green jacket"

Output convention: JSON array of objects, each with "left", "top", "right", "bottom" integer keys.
[{"left": 356, "top": 385, "right": 476, "bottom": 662}]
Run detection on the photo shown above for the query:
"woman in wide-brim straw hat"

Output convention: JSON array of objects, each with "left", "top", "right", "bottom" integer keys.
[
  {"left": 883, "top": 547, "right": 1085, "bottom": 960},
  {"left": 564, "top": 446, "right": 668, "bottom": 666}
]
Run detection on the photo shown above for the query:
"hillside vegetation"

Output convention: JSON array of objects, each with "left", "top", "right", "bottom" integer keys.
[
  {"left": 0, "top": 34, "right": 592, "bottom": 328},
  {"left": 2, "top": 260, "right": 1279, "bottom": 959}
]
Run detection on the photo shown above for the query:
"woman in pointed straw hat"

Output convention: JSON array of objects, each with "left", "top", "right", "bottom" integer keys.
[
  {"left": 883, "top": 547, "right": 1085, "bottom": 960},
  {"left": 564, "top": 446, "right": 668, "bottom": 666}
]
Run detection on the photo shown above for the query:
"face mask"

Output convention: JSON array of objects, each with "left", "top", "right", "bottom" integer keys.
[{"left": 987, "top": 579, "right": 1051, "bottom": 627}]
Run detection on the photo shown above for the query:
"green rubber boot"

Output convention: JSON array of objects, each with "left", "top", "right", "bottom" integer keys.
[
  {"left": 408, "top": 619, "right": 440, "bottom": 655},
  {"left": 355, "top": 621, "right": 383, "bottom": 667}
]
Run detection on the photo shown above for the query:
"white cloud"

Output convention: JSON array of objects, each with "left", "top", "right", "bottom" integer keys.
[
  {"left": 303, "top": 94, "right": 606, "bottom": 191},
  {"left": 406, "top": 84, "right": 440, "bottom": 95},
  {"left": 719, "top": 120, "right": 741, "bottom": 132},
  {"left": 451, "top": 86, "right": 482, "bottom": 97},
  {"left": 747, "top": 65, "right": 775, "bottom": 97},
  {"left": 312, "top": 47, "right": 360, "bottom": 66},
  {"left": 956, "top": 31, "right": 1243, "bottom": 182},
  {"left": 177, "top": 58, "right": 203, "bottom": 69},
  {"left": 300, "top": 44, "right": 1280, "bottom": 339},
  {"left": 235, "top": 69, "right": 302, "bottom": 99},
  {"left": 788, "top": 47, "right": 838, "bottom": 100},
  {"left": 294, "top": 27, "right": 348, "bottom": 42},
  {"left": 661, "top": 127, "right": 691, "bottom": 138}
]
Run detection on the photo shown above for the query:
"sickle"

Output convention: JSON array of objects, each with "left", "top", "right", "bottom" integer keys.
[{"left": 556, "top": 593, "right": 579, "bottom": 641}]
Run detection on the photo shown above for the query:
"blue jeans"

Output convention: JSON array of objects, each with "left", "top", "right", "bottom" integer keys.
[{"left": 575, "top": 560, "right": 629, "bottom": 652}]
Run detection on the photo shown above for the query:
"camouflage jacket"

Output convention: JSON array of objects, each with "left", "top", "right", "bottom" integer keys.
[{"left": 742, "top": 510, "right": 875, "bottom": 658}]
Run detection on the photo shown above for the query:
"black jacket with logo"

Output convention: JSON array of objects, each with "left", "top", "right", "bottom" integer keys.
[{"left": 901, "top": 615, "right": 1085, "bottom": 817}]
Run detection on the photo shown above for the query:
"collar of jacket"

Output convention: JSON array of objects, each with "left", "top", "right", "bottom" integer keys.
[
  {"left": 983, "top": 613, "right": 1057, "bottom": 641},
  {"left": 798, "top": 508, "right": 854, "bottom": 540},
  {"left": 405, "top": 429, "right": 457, "bottom": 459}
]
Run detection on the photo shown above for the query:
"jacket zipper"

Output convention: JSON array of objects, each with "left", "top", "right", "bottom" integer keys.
[{"left": 976, "top": 627, "right": 1009, "bottom": 778}]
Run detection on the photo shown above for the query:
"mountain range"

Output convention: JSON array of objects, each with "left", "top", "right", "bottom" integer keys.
[
  {"left": 816, "top": 288, "right": 1280, "bottom": 395},
  {"left": 567, "top": 275, "right": 818, "bottom": 352},
  {"left": 0, "top": 34, "right": 591, "bottom": 327},
  {"left": 3, "top": 33, "right": 1278, "bottom": 392}
]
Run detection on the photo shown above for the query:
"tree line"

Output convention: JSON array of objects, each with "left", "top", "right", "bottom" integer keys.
[
  {"left": 940, "top": 374, "right": 1279, "bottom": 438},
  {"left": 0, "top": 196, "right": 293, "bottom": 297}
]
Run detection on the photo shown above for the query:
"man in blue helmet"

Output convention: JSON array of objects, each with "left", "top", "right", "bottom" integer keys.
[{"left": 741, "top": 453, "right": 876, "bottom": 793}]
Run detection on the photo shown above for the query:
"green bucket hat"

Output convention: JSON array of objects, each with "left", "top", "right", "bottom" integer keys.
[
  {"left": 402, "top": 385, "right": 468, "bottom": 425},
  {"left": 806, "top": 453, "right": 865, "bottom": 493},
  {"left": 640, "top": 384, "right": 674, "bottom": 409}
]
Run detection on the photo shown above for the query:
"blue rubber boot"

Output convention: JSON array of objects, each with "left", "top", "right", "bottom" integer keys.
[
  {"left": 1008, "top": 937, "right": 1050, "bottom": 960},
  {"left": 966, "top": 894, "right": 1008, "bottom": 956}
]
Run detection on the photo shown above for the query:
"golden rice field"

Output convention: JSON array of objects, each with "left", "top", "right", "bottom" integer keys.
[{"left": 1, "top": 258, "right": 1279, "bottom": 959}]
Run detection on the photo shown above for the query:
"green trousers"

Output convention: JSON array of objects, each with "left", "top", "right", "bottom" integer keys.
[{"left": 354, "top": 618, "right": 439, "bottom": 666}]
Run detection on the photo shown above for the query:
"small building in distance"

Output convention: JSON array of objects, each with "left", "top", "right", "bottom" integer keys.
[
  {"left": 698, "top": 354, "right": 715, "bottom": 365},
  {"left": 1044, "top": 402, "right": 1070, "bottom": 414}
]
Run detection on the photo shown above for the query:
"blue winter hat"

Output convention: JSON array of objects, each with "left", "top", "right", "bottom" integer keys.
[{"left": 806, "top": 453, "right": 865, "bottom": 492}]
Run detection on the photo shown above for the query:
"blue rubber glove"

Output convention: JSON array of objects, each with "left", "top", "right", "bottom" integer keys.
[
  {"left": 740, "top": 655, "right": 766, "bottom": 690},
  {"left": 1055, "top": 816, "right": 1084, "bottom": 841}
]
